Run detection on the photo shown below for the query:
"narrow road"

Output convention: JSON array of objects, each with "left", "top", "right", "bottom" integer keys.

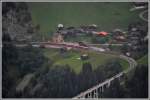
[{"left": 139, "top": 10, "right": 148, "bottom": 22}]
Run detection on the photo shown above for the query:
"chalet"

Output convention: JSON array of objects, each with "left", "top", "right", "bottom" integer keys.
[
  {"left": 52, "top": 33, "right": 64, "bottom": 43},
  {"left": 115, "top": 36, "right": 126, "bottom": 41}
]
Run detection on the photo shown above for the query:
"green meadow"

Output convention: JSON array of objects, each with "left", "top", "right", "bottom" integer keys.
[
  {"left": 28, "top": 2, "right": 142, "bottom": 36},
  {"left": 43, "top": 48, "right": 129, "bottom": 74}
]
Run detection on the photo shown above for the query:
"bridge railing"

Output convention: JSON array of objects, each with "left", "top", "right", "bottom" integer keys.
[{"left": 73, "top": 55, "right": 137, "bottom": 99}]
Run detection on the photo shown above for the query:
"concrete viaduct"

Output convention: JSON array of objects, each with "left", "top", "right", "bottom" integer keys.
[{"left": 72, "top": 54, "right": 137, "bottom": 98}]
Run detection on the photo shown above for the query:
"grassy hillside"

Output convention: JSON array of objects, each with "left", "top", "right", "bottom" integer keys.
[
  {"left": 27, "top": 2, "right": 142, "bottom": 36},
  {"left": 137, "top": 54, "right": 148, "bottom": 65},
  {"left": 43, "top": 48, "right": 129, "bottom": 74},
  {"left": 118, "top": 58, "right": 129, "bottom": 70}
]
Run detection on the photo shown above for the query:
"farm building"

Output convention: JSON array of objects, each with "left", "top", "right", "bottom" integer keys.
[{"left": 81, "top": 54, "right": 89, "bottom": 60}]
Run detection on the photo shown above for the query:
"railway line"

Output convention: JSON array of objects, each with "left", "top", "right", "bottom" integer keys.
[{"left": 4, "top": 41, "right": 137, "bottom": 98}]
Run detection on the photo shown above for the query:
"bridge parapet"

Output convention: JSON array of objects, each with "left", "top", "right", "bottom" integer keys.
[{"left": 73, "top": 54, "right": 137, "bottom": 98}]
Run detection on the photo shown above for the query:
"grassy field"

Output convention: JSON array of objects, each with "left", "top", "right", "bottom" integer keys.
[
  {"left": 43, "top": 48, "right": 129, "bottom": 74},
  {"left": 27, "top": 2, "right": 142, "bottom": 37},
  {"left": 65, "top": 34, "right": 92, "bottom": 43},
  {"left": 137, "top": 54, "right": 148, "bottom": 65},
  {"left": 118, "top": 58, "right": 129, "bottom": 70}
]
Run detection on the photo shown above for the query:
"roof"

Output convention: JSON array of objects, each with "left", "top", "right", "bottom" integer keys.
[
  {"left": 58, "top": 24, "right": 63, "bottom": 28},
  {"left": 97, "top": 31, "right": 108, "bottom": 36}
]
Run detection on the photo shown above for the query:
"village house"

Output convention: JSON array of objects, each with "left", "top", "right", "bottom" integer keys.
[
  {"left": 115, "top": 36, "right": 126, "bottom": 41},
  {"left": 112, "top": 29, "right": 126, "bottom": 42},
  {"left": 52, "top": 33, "right": 64, "bottom": 43}
]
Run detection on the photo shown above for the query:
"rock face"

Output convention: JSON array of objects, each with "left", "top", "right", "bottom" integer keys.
[
  {"left": 16, "top": 73, "right": 35, "bottom": 93},
  {"left": 2, "top": 2, "right": 36, "bottom": 42}
]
